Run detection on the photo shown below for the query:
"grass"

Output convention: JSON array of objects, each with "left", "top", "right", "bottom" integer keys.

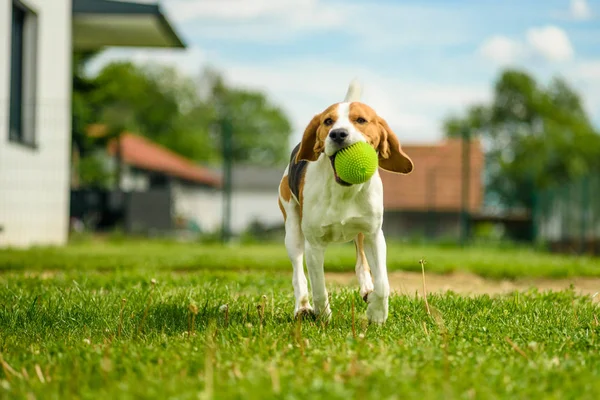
[
  {"left": 1, "top": 240, "right": 599, "bottom": 398},
  {"left": 0, "top": 239, "right": 599, "bottom": 279}
]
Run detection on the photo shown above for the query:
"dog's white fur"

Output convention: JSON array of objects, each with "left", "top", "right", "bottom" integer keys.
[
  {"left": 344, "top": 78, "right": 362, "bottom": 102},
  {"left": 278, "top": 81, "right": 413, "bottom": 323}
]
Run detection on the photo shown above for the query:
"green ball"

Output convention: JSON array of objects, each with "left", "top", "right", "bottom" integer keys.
[{"left": 334, "top": 142, "right": 378, "bottom": 184}]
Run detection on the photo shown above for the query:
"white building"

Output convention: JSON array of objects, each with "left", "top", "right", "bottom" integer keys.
[
  {"left": 107, "top": 131, "right": 222, "bottom": 234},
  {"left": 230, "top": 165, "right": 284, "bottom": 234},
  {"left": 0, "top": 0, "right": 184, "bottom": 247}
]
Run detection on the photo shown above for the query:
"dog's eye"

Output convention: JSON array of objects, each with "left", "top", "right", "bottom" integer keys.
[
  {"left": 324, "top": 117, "right": 334, "bottom": 126},
  {"left": 356, "top": 117, "right": 367, "bottom": 124}
]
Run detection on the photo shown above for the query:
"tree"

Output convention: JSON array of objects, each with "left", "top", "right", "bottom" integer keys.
[
  {"left": 200, "top": 67, "right": 293, "bottom": 166},
  {"left": 444, "top": 69, "right": 600, "bottom": 209},
  {"left": 72, "top": 61, "right": 293, "bottom": 173}
]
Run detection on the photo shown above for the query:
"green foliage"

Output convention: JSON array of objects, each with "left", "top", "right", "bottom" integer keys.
[
  {"left": 1, "top": 258, "right": 599, "bottom": 398},
  {"left": 444, "top": 69, "right": 600, "bottom": 209},
  {"left": 76, "top": 153, "right": 113, "bottom": 188},
  {"left": 204, "top": 69, "right": 293, "bottom": 165},
  {"left": 72, "top": 56, "right": 293, "bottom": 176},
  {"left": 72, "top": 51, "right": 100, "bottom": 158}
]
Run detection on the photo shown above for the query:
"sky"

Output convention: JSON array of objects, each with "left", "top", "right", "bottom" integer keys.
[{"left": 88, "top": 0, "right": 600, "bottom": 146}]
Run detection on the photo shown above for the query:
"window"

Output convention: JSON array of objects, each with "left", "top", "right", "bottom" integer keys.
[{"left": 9, "top": 0, "right": 37, "bottom": 147}]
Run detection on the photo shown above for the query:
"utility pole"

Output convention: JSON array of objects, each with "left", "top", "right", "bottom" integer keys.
[
  {"left": 460, "top": 125, "right": 471, "bottom": 246},
  {"left": 220, "top": 116, "right": 233, "bottom": 244},
  {"left": 580, "top": 177, "right": 589, "bottom": 254},
  {"left": 426, "top": 168, "right": 436, "bottom": 239},
  {"left": 212, "top": 77, "right": 233, "bottom": 244}
]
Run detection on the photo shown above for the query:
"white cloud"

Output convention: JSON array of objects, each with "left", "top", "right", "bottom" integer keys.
[
  {"left": 569, "top": 60, "right": 600, "bottom": 118},
  {"left": 85, "top": 46, "right": 208, "bottom": 76},
  {"left": 164, "top": 0, "right": 345, "bottom": 37},
  {"left": 479, "top": 36, "right": 524, "bottom": 65},
  {"left": 576, "top": 60, "right": 600, "bottom": 80},
  {"left": 526, "top": 26, "right": 574, "bottom": 62},
  {"left": 166, "top": 0, "right": 318, "bottom": 22},
  {"left": 480, "top": 26, "right": 574, "bottom": 65},
  {"left": 570, "top": 0, "right": 593, "bottom": 20},
  {"left": 162, "top": 1, "right": 471, "bottom": 50}
]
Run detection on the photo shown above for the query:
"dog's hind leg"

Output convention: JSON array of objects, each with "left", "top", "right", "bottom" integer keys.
[{"left": 354, "top": 233, "right": 374, "bottom": 302}]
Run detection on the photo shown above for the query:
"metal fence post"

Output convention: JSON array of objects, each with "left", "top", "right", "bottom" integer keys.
[
  {"left": 460, "top": 126, "right": 471, "bottom": 246},
  {"left": 580, "top": 177, "right": 589, "bottom": 254},
  {"left": 531, "top": 189, "right": 539, "bottom": 243},
  {"left": 221, "top": 117, "right": 233, "bottom": 244}
]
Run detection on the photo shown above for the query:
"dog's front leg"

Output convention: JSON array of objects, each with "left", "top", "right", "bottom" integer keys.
[
  {"left": 304, "top": 240, "right": 331, "bottom": 320},
  {"left": 363, "top": 229, "right": 390, "bottom": 324}
]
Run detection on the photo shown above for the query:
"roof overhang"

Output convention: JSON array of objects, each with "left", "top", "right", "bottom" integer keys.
[{"left": 72, "top": 0, "right": 185, "bottom": 50}]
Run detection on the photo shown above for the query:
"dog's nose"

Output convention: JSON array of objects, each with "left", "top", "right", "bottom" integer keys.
[{"left": 329, "top": 129, "right": 348, "bottom": 144}]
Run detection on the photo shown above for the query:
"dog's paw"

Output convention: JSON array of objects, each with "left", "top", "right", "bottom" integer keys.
[
  {"left": 294, "top": 306, "right": 315, "bottom": 320},
  {"left": 314, "top": 305, "right": 332, "bottom": 323},
  {"left": 366, "top": 307, "right": 386, "bottom": 324},
  {"left": 366, "top": 293, "right": 388, "bottom": 324}
]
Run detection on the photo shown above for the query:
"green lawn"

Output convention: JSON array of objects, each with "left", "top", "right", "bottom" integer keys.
[
  {"left": 1, "top": 241, "right": 599, "bottom": 399},
  {"left": 0, "top": 239, "right": 599, "bottom": 279}
]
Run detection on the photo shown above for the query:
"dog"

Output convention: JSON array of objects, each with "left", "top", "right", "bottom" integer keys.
[{"left": 278, "top": 81, "right": 414, "bottom": 324}]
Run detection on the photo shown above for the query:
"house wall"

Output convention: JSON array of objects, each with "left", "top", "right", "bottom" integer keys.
[
  {"left": 231, "top": 190, "right": 282, "bottom": 234},
  {"left": 171, "top": 185, "right": 283, "bottom": 235},
  {"left": 120, "top": 165, "right": 150, "bottom": 192},
  {"left": 171, "top": 181, "right": 222, "bottom": 233},
  {"left": 0, "top": 0, "right": 72, "bottom": 247}
]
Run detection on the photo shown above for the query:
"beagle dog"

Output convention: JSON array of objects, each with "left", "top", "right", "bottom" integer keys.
[{"left": 278, "top": 81, "right": 414, "bottom": 324}]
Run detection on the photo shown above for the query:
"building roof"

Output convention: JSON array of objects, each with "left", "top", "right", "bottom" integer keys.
[
  {"left": 106, "top": 133, "right": 221, "bottom": 188},
  {"left": 381, "top": 138, "right": 484, "bottom": 212},
  {"left": 72, "top": 0, "right": 185, "bottom": 50}
]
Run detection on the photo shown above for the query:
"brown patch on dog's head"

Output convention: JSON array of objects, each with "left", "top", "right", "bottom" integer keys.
[
  {"left": 296, "top": 103, "right": 340, "bottom": 162},
  {"left": 348, "top": 102, "right": 414, "bottom": 174}
]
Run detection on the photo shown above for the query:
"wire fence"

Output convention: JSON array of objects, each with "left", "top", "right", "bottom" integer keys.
[{"left": 535, "top": 176, "right": 600, "bottom": 255}]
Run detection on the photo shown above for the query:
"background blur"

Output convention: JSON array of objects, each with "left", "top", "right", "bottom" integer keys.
[{"left": 1, "top": 0, "right": 600, "bottom": 254}]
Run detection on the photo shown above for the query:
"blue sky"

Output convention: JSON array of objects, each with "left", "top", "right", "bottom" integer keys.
[{"left": 90, "top": 0, "right": 600, "bottom": 146}]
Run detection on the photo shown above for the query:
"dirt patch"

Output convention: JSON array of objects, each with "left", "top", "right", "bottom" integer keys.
[{"left": 326, "top": 271, "right": 600, "bottom": 299}]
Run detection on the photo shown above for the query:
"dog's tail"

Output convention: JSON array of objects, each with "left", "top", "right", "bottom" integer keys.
[{"left": 344, "top": 79, "right": 362, "bottom": 102}]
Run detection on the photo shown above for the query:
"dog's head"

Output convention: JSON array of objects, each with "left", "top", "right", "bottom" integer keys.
[{"left": 296, "top": 101, "right": 414, "bottom": 184}]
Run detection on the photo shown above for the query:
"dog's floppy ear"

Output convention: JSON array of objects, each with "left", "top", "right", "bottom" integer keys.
[
  {"left": 296, "top": 113, "right": 323, "bottom": 162},
  {"left": 377, "top": 116, "right": 414, "bottom": 174}
]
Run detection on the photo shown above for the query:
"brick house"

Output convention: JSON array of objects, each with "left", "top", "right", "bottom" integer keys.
[{"left": 381, "top": 138, "right": 484, "bottom": 239}]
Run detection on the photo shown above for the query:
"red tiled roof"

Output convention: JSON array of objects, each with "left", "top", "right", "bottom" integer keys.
[
  {"left": 381, "top": 138, "right": 484, "bottom": 212},
  {"left": 107, "top": 133, "right": 221, "bottom": 188}
]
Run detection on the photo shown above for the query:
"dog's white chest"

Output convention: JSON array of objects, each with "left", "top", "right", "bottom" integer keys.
[{"left": 301, "top": 163, "right": 384, "bottom": 244}]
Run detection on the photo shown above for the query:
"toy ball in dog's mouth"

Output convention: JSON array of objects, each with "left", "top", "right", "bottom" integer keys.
[
  {"left": 329, "top": 153, "right": 352, "bottom": 186},
  {"left": 330, "top": 142, "right": 378, "bottom": 186}
]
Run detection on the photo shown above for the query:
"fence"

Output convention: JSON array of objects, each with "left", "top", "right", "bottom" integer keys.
[
  {"left": 70, "top": 188, "right": 173, "bottom": 235},
  {"left": 535, "top": 176, "right": 600, "bottom": 254}
]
